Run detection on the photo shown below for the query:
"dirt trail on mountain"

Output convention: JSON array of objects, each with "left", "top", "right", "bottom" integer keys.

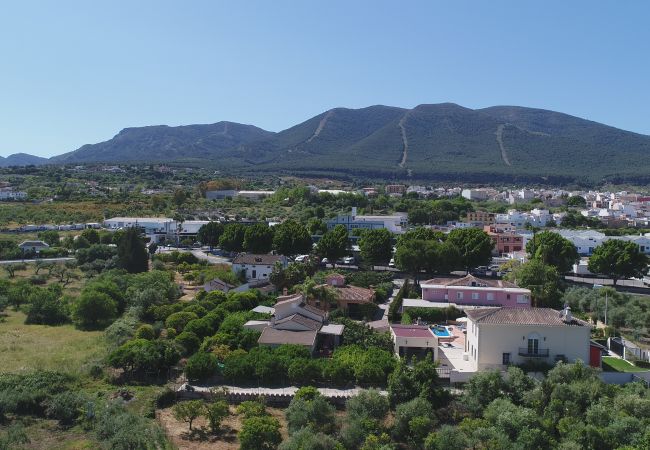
[
  {"left": 398, "top": 112, "right": 410, "bottom": 167},
  {"left": 496, "top": 124, "right": 512, "bottom": 166},
  {"left": 307, "top": 110, "right": 334, "bottom": 143}
]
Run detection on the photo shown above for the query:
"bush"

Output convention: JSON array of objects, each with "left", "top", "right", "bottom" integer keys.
[
  {"left": 175, "top": 331, "right": 201, "bottom": 355},
  {"left": 401, "top": 306, "right": 464, "bottom": 324},
  {"left": 95, "top": 402, "right": 169, "bottom": 448},
  {"left": 239, "top": 415, "right": 282, "bottom": 450},
  {"left": 44, "top": 391, "right": 87, "bottom": 428},
  {"left": 285, "top": 393, "right": 336, "bottom": 435},
  {"left": 185, "top": 352, "right": 219, "bottom": 381},
  {"left": 393, "top": 397, "right": 435, "bottom": 443},
  {"left": 135, "top": 324, "right": 155, "bottom": 340},
  {"left": 237, "top": 400, "right": 268, "bottom": 419},
  {"left": 165, "top": 311, "right": 199, "bottom": 333}
]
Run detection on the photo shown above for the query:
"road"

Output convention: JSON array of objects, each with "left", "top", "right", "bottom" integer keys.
[
  {"left": 0, "top": 257, "right": 75, "bottom": 265},
  {"left": 565, "top": 275, "right": 649, "bottom": 289}
]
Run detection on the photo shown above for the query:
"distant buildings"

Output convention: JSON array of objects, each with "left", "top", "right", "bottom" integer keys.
[
  {"left": 232, "top": 254, "right": 288, "bottom": 282},
  {"left": 19, "top": 240, "right": 50, "bottom": 254},
  {"left": 205, "top": 190, "right": 275, "bottom": 201},
  {"left": 0, "top": 188, "right": 27, "bottom": 201},
  {"left": 327, "top": 207, "right": 408, "bottom": 234}
]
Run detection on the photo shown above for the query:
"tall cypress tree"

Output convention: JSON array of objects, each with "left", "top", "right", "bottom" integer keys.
[{"left": 117, "top": 227, "right": 149, "bottom": 273}]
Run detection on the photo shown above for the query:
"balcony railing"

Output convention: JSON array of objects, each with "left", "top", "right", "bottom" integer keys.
[{"left": 518, "top": 347, "right": 550, "bottom": 357}]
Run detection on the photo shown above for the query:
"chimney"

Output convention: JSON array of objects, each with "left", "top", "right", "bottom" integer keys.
[
  {"left": 560, "top": 305, "right": 573, "bottom": 323},
  {"left": 351, "top": 207, "right": 357, "bottom": 218}
]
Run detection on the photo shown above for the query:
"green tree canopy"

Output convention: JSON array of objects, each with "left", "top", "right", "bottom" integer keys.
[
  {"left": 447, "top": 228, "right": 493, "bottom": 273},
  {"left": 197, "top": 221, "right": 224, "bottom": 248},
  {"left": 527, "top": 231, "right": 579, "bottom": 274},
  {"left": 116, "top": 227, "right": 149, "bottom": 274},
  {"left": 588, "top": 239, "right": 648, "bottom": 285},
  {"left": 244, "top": 223, "right": 275, "bottom": 254},
  {"left": 359, "top": 228, "right": 393, "bottom": 267},
  {"left": 505, "top": 259, "right": 563, "bottom": 308},
  {"left": 219, "top": 223, "right": 247, "bottom": 252},
  {"left": 316, "top": 225, "right": 349, "bottom": 264},
  {"left": 273, "top": 220, "right": 313, "bottom": 256}
]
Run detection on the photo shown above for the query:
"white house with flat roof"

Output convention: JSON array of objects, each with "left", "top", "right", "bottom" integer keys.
[{"left": 327, "top": 207, "right": 407, "bottom": 233}]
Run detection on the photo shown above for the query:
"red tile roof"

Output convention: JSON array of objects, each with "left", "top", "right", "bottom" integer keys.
[
  {"left": 258, "top": 328, "right": 318, "bottom": 347},
  {"left": 391, "top": 324, "right": 435, "bottom": 338},
  {"left": 466, "top": 308, "right": 591, "bottom": 327}
]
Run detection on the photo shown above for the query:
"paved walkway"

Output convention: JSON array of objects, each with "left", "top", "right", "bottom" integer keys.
[{"left": 178, "top": 383, "right": 385, "bottom": 398}]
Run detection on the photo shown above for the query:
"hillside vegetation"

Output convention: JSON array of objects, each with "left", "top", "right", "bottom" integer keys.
[{"left": 15, "top": 103, "right": 650, "bottom": 183}]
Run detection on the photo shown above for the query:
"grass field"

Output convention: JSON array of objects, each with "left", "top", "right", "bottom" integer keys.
[
  {"left": 0, "top": 310, "right": 105, "bottom": 374},
  {"left": 602, "top": 356, "right": 647, "bottom": 372}
]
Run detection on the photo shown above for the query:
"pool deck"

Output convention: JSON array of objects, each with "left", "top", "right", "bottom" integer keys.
[{"left": 437, "top": 325, "right": 476, "bottom": 374}]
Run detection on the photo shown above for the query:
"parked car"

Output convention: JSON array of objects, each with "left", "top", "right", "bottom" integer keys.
[
  {"left": 343, "top": 256, "right": 355, "bottom": 265},
  {"left": 321, "top": 258, "right": 330, "bottom": 266},
  {"left": 388, "top": 258, "right": 396, "bottom": 268},
  {"left": 295, "top": 255, "right": 309, "bottom": 263}
]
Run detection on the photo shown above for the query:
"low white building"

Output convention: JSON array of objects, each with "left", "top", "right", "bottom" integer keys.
[
  {"left": 327, "top": 207, "right": 407, "bottom": 234},
  {"left": 19, "top": 240, "right": 50, "bottom": 254},
  {"left": 0, "top": 189, "right": 27, "bottom": 201},
  {"left": 465, "top": 307, "right": 591, "bottom": 371},
  {"left": 232, "top": 254, "right": 287, "bottom": 281}
]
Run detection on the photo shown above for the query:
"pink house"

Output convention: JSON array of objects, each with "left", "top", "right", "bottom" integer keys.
[{"left": 420, "top": 275, "right": 531, "bottom": 308}]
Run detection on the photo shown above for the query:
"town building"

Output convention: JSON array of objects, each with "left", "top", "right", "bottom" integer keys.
[
  {"left": 418, "top": 275, "right": 531, "bottom": 308},
  {"left": 385, "top": 184, "right": 406, "bottom": 196},
  {"left": 203, "top": 278, "right": 235, "bottom": 294},
  {"left": 464, "top": 306, "right": 591, "bottom": 371},
  {"left": 327, "top": 207, "right": 407, "bottom": 233},
  {"left": 253, "top": 293, "right": 344, "bottom": 354},
  {"left": 232, "top": 254, "right": 288, "bottom": 282},
  {"left": 0, "top": 188, "right": 27, "bottom": 201},
  {"left": 307, "top": 273, "right": 375, "bottom": 314},
  {"left": 18, "top": 240, "right": 50, "bottom": 254}
]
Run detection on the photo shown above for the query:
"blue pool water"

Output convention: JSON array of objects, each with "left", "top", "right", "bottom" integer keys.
[{"left": 431, "top": 325, "right": 452, "bottom": 337}]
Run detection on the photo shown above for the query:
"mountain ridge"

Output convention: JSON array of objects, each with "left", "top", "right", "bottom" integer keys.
[{"left": 3, "top": 103, "right": 650, "bottom": 183}]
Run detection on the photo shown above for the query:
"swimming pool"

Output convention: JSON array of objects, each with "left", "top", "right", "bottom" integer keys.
[{"left": 431, "top": 325, "right": 452, "bottom": 337}]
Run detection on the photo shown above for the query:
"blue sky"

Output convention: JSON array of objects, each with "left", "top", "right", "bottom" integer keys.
[{"left": 1, "top": 1, "right": 649, "bottom": 157}]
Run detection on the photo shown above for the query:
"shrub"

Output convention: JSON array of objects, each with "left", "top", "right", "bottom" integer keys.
[
  {"left": 44, "top": 391, "right": 87, "bottom": 428},
  {"left": 135, "top": 324, "right": 155, "bottom": 340},
  {"left": 239, "top": 415, "right": 282, "bottom": 450},
  {"left": 185, "top": 352, "right": 219, "bottom": 381},
  {"left": 205, "top": 400, "right": 229, "bottom": 433},
  {"left": 400, "top": 305, "right": 464, "bottom": 324},
  {"left": 165, "top": 311, "right": 199, "bottom": 333},
  {"left": 237, "top": 400, "right": 268, "bottom": 419},
  {"left": 175, "top": 331, "right": 201, "bottom": 356}
]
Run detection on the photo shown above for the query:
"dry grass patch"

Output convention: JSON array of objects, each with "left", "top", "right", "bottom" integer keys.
[
  {"left": 0, "top": 310, "right": 105, "bottom": 374},
  {"left": 158, "top": 405, "right": 288, "bottom": 450}
]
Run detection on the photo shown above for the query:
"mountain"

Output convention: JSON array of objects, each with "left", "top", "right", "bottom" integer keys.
[
  {"left": 46, "top": 104, "right": 650, "bottom": 183},
  {"left": 51, "top": 122, "right": 274, "bottom": 163},
  {"left": 0, "top": 153, "right": 49, "bottom": 167}
]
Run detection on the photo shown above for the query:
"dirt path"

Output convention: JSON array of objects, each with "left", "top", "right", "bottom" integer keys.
[
  {"left": 307, "top": 110, "right": 334, "bottom": 143},
  {"left": 398, "top": 112, "right": 410, "bottom": 167},
  {"left": 495, "top": 124, "right": 512, "bottom": 166}
]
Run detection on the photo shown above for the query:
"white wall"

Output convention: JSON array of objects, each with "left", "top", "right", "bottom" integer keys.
[{"left": 467, "top": 321, "right": 591, "bottom": 371}]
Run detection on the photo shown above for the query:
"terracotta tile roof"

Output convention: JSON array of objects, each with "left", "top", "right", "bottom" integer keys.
[
  {"left": 233, "top": 254, "right": 284, "bottom": 265},
  {"left": 391, "top": 324, "right": 435, "bottom": 338},
  {"left": 301, "top": 303, "right": 327, "bottom": 318},
  {"left": 466, "top": 307, "right": 591, "bottom": 327},
  {"left": 274, "top": 314, "right": 322, "bottom": 331},
  {"left": 258, "top": 328, "right": 318, "bottom": 347},
  {"left": 333, "top": 285, "right": 375, "bottom": 303},
  {"left": 274, "top": 293, "right": 304, "bottom": 307},
  {"left": 421, "top": 274, "right": 519, "bottom": 289}
]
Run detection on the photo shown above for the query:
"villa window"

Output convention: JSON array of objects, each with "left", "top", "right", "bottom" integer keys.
[
  {"left": 456, "top": 292, "right": 463, "bottom": 300},
  {"left": 487, "top": 293, "right": 495, "bottom": 301},
  {"left": 517, "top": 295, "right": 529, "bottom": 304},
  {"left": 471, "top": 292, "right": 479, "bottom": 300},
  {"left": 502, "top": 353, "right": 510, "bottom": 365},
  {"left": 527, "top": 338, "right": 539, "bottom": 354}
]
